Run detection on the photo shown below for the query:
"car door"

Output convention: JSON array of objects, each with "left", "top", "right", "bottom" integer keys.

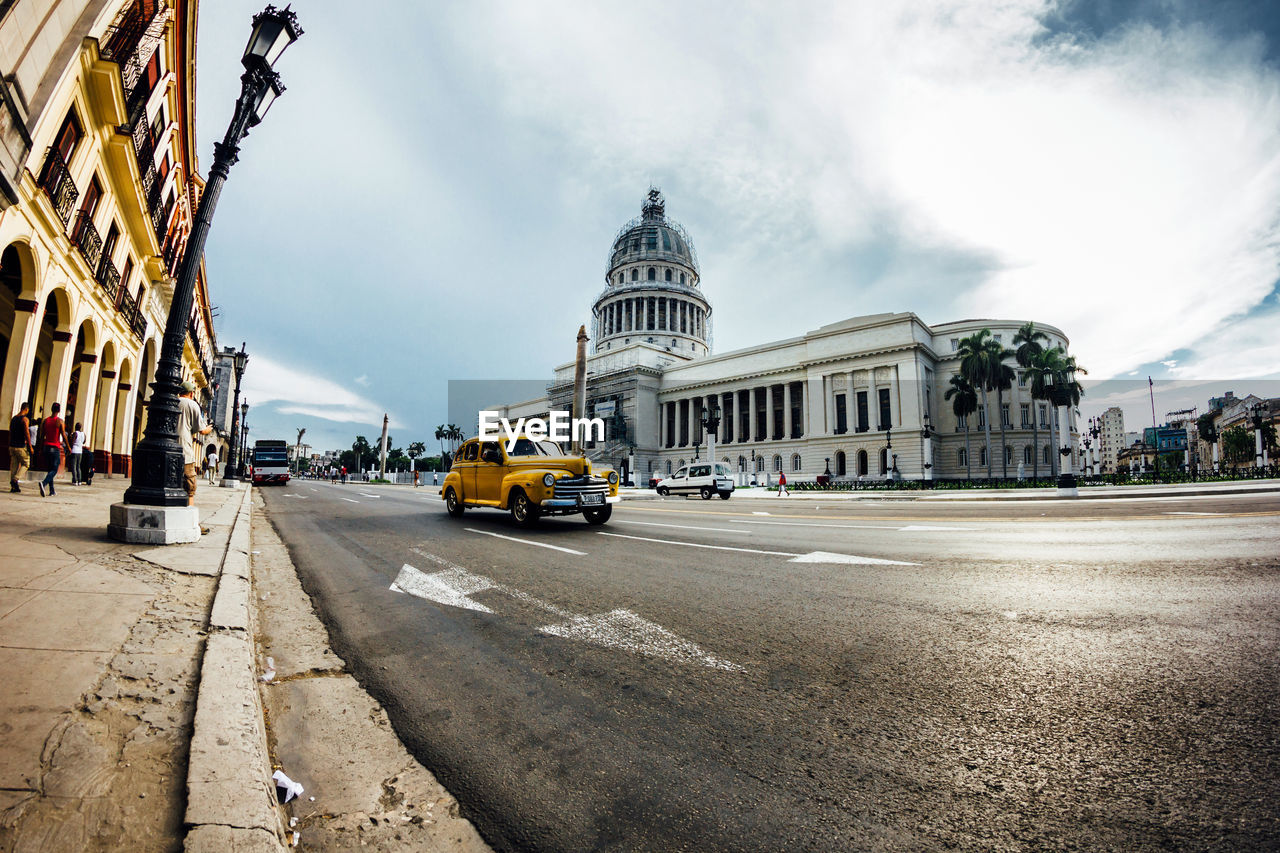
[
  {"left": 459, "top": 440, "right": 480, "bottom": 502},
  {"left": 475, "top": 441, "right": 505, "bottom": 505},
  {"left": 670, "top": 466, "right": 688, "bottom": 493},
  {"left": 689, "top": 464, "right": 711, "bottom": 492}
]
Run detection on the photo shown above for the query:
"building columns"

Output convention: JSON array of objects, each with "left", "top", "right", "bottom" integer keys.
[
  {"left": 783, "top": 382, "right": 793, "bottom": 439},
  {"left": 0, "top": 302, "right": 41, "bottom": 419}
]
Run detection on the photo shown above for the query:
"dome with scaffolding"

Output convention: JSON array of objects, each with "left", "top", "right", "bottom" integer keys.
[{"left": 605, "top": 189, "right": 700, "bottom": 284}]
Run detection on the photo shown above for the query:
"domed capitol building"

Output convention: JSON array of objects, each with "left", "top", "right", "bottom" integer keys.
[{"left": 497, "top": 189, "right": 1076, "bottom": 485}]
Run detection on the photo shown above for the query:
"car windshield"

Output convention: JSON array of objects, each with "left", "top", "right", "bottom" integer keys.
[
  {"left": 507, "top": 438, "right": 565, "bottom": 457},
  {"left": 715, "top": 464, "right": 732, "bottom": 476}
]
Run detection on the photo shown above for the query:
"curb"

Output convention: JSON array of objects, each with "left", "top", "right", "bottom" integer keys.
[{"left": 184, "top": 486, "right": 287, "bottom": 852}]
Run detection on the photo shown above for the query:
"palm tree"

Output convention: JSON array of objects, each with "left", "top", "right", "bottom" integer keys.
[
  {"left": 984, "top": 337, "right": 1017, "bottom": 479},
  {"left": 957, "top": 330, "right": 995, "bottom": 479},
  {"left": 945, "top": 374, "right": 979, "bottom": 479},
  {"left": 1028, "top": 348, "right": 1063, "bottom": 477},
  {"left": 434, "top": 424, "right": 448, "bottom": 457},
  {"left": 1013, "top": 323, "right": 1048, "bottom": 479}
]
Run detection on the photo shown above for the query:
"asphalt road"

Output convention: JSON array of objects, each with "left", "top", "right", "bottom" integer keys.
[{"left": 262, "top": 483, "right": 1280, "bottom": 852}]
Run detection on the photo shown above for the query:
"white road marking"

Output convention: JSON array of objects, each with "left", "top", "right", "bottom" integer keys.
[
  {"left": 465, "top": 528, "right": 586, "bottom": 555},
  {"left": 788, "top": 551, "right": 919, "bottom": 566},
  {"left": 614, "top": 519, "right": 746, "bottom": 534},
  {"left": 341, "top": 498, "right": 359, "bottom": 503},
  {"left": 597, "top": 531, "right": 798, "bottom": 556},
  {"left": 398, "top": 552, "right": 741, "bottom": 670},
  {"left": 309, "top": 488, "right": 319, "bottom": 492},
  {"left": 730, "top": 519, "right": 969, "bottom": 532},
  {"left": 280, "top": 493, "right": 309, "bottom": 498},
  {"left": 752, "top": 511, "right": 771, "bottom": 515},
  {"left": 390, "top": 563, "right": 495, "bottom": 613},
  {"left": 1163, "top": 511, "right": 1220, "bottom": 516},
  {"left": 539, "top": 609, "right": 745, "bottom": 672},
  {"left": 597, "top": 531, "right": 918, "bottom": 565},
  {"left": 358, "top": 492, "right": 381, "bottom": 499}
]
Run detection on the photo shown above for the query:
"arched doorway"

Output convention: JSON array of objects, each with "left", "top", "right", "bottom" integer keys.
[
  {"left": 0, "top": 246, "right": 21, "bottom": 421},
  {"left": 31, "top": 288, "right": 72, "bottom": 421},
  {"left": 857, "top": 449, "right": 868, "bottom": 476},
  {"left": 835, "top": 450, "right": 846, "bottom": 477},
  {"left": 65, "top": 319, "right": 99, "bottom": 437},
  {"left": 93, "top": 340, "right": 117, "bottom": 473},
  {"left": 112, "top": 356, "right": 134, "bottom": 474}
]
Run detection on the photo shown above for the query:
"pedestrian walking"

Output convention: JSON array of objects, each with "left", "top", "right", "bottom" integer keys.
[
  {"left": 69, "top": 422, "right": 86, "bottom": 484},
  {"left": 433, "top": 472, "right": 439, "bottom": 487},
  {"left": 82, "top": 442, "right": 95, "bottom": 485},
  {"left": 8, "top": 402, "right": 33, "bottom": 493},
  {"left": 36, "top": 402, "right": 68, "bottom": 497},
  {"left": 777, "top": 471, "right": 789, "bottom": 497},
  {"left": 177, "top": 381, "right": 213, "bottom": 508},
  {"left": 205, "top": 443, "right": 219, "bottom": 484},
  {"left": 413, "top": 469, "right": 420, "bottom": 487}
]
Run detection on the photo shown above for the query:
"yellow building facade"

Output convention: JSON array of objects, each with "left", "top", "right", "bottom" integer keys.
[{"left": 0, "top": 0, "right": 214, "bottom": 477}]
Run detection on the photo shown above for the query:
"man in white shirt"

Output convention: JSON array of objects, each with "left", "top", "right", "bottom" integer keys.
[
  {"left": 178, "top": 382, "right": 213, "bottom": 506},
  {"left": 69, "top": 422, "right": 86, "bottom": 484}
]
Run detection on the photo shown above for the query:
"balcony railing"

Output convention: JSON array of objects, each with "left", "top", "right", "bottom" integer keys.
[
  {"left": 70, "top": 211, "right": 103, "bottom": 271},
  {"left": 119, "top": 287, "right": 146, "bottom": 339},
  {"left": 37, "top": 148, "right": 79, "bottom": 225},
  {"left": 96, "top": 256, "right": 121, "bottom": 302},
  {"left": 163, "top": 235, "right": 182, "bottom": 275}
]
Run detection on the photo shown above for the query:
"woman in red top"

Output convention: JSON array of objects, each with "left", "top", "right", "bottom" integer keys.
[{"left": 37, "top": 401, "right": 69, "bottom": 497}]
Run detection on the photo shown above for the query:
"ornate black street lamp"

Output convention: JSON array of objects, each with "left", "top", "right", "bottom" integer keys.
[
  {"left": 222, "top": 342, "right": 248, "bottom": 484},
  {"left": 119, "top": 7, "right": 300, "bottom": 514},
  {"left": 238, "top": 400, "right": 250, "bottom": 477},
  {"left": 921, "top": 413, "right": 933, "bottom": 484},
  {"left": 1044, "top": 365, "right": 1078, "bottom": 495}
]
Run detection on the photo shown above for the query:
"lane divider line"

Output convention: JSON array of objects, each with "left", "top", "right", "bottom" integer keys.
[
  {"left": 341, "top": 498, "right": 359, "bottom": 503},
  {"left": 614, "top": 519, "right": 746, "bottom": 534},
  {"left": 464, "top": 528, "right": 586, "bottom": 555},
  {"left": 596, "top": 531, "right": 919, "bottom": 565}
]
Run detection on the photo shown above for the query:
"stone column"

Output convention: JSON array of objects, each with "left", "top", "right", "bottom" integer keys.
[
  {"left": 0, "top": 299, "right": 40, "bottom": 418},
  {"left": 748, "top": 387, "right": 758, "bottom": 442},
  {"left": 74, "top": 353, "right": 101, "bottom": 444},
  {"left": 778, "top": 384, "right": 788, "bottom": 440},
  {"left": 94, "top": 369, "right": 119, "bottom": 472},
  {"left": 45, "top": 331, "right": 75, "bottom": 414}
]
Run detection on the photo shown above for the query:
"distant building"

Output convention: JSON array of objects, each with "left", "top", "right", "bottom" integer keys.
[
  {"left": 1098, "top": 406, "right": 1124, "bottom": 472},
  {"left": 1143, "top": 426, "right": 1187, "bottom": 455}
]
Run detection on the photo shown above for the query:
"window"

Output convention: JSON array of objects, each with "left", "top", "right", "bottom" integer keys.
[
  {"left": 950, "top": 338, "right": 959, "bottom": 351},
  {"left": 1039, "top": 405, "right": 1048, "bottom": 428},
  {"left": 149, "top": 103, "right": 166, "bottom": 147},
  {"left": 878, "top": 388, "right": 891, "bottom": 429},
  {"left": 773, "top": 454, "right": 782, "bottom": 472},
  {"left": 618, "top": 274, "right": 623, "bottom": 284},
  {"left": 680, "top": 272, "right": 686, "bottom": 284},
  {"left": 994, "top": 334, "right": 1002, "bottom": 342},
  {"left": 631, "top": 269, "right": 638, "bottom": 281},
  {"left": 1020, "top": 403, "right": 1030, "bottom": 428},
  {"left": 856, "top": 391, "right": 868, "bottom": 432},
  {"left": 857, "top": 449, "right": 868, "bottom": 476},
  {"left": 738, "top": 456, "right": 746, "bottom": 472},
  {"left": 665, "top": 269, "right": 672, "bottom": 281},
  {"left": 834, "top": 394, "right": 847, "bottom": 434},
  {"left": 1018, "top": 371, "right": 1027, "bottom": 387},
  {"left": 1023, "top": 446, "right": 1032, "bottom": 464},
  {"left": 462, "top": 442, "right": 479, "bottom": 461},
  {"left": 958, "top": 448, "right": 967, "bottom": 466},
  {"left": 879, "top": 448, "right": 888, "bottom": 475},
  {"left": 648, "top": 461, "right": 654, "bottom": 472},
  {"left": 1001, "top": 404, "right": 1010, "bottom": 428},
  {"left": 158, "top": 152, "right": 171, "bottom": 182},
  {"left": 647, "top": 267, "right": 656, "bottom": 280},
  {"left": 956, "top": 414, "right": 967, "bottom": 431},
  {"left": 666, "top": 460, "right": 672, "bottom": 475},
  {"left": 52, "top": 110, "right": 82, "bottom": 165},
  {"left": 1005, "top": 445, "right": 1013, "bottom": 464},
  {"left": 102, "top": 222, "right": 120, "bottom": 264},
  {"left": 791, "top": 454, "right": 801, "bottom": 472},
  {"left": 1043, "top": 445, "right": 1051, "bottom": 465},
  {"left": 978, "top": 407, "right": 986, "bottom": 428},
  {"left": 980, "top": 447, "right": 987, "bottom": 466},
  {"left": 836, "top": 451, "right": 846, "bottom": 476}
]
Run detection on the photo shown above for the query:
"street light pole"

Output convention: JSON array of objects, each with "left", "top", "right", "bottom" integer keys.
[
  {"left": 1045, "top": 367, "right": 1078, "bottom": 497},
  {"left": 221, "top": 342, "right": 247, "bottom": 486},
  {"left": 110, "top": 6, "right": 301, "bottom": 544}
]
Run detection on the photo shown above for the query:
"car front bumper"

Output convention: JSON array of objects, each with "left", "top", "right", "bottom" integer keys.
[{"left": 540, "top": 495, "right": 621, "bottom": 508}]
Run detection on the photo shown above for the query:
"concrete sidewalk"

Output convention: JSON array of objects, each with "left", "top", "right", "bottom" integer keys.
[{"left": 0, "top": 474, "right": 287, "bottom": 851}]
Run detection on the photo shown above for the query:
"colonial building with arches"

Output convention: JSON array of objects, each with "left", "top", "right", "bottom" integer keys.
[
  {"left": 494, "top": 190, "right": 1078, "bottom": 484},
  {"left": 0, "top": 0, "right": 216, "bottom": 478}
]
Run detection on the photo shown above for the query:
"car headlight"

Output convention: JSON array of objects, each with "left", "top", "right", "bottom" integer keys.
[
  {"left": 543, "top": 473, "right": 556, "bottom": 487},
  {"left": 607, "top": 471, "right": 619, "bottom": 485}
]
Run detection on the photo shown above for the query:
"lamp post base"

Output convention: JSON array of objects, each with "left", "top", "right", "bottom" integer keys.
[
  {"left": 108, "top": 502, "right": 201, "bottom": 544},
  {"left": 220, "top": 476, "right": 248, "bottom": 488},
  {"left": 1056, "top": 472, "right": 1079, "bottom": 498}
]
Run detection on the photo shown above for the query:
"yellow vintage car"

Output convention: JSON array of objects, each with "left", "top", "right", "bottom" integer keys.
[{"left": 442, "top": 435, "right": 620, "bottom": 527}]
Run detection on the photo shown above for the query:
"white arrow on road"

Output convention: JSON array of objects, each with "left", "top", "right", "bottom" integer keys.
[
  {"left": 390, "top": 557, "right": 743, "bottom": 671},
  {"left": 596, "top": 531, "right": 918, "bottom": 565},
  {"left": 538, "top": 609, "right": 745, "bottom": 672}
]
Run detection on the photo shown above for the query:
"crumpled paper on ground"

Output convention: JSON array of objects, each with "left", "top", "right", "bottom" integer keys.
[{"left": 273, "top": 769, "right": 304, "bottom": 803}]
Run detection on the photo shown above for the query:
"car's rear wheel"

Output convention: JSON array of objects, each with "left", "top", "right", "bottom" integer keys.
[
  {"left": 657, "top": 486, "right": 668, "bottom": 497},
  {"left": 583, "top": 505, "right": 612, "bottom": 525},
  {"left": 718, "top": 491, "right": 732, "bottom": 500},
  {"left": 445, "top": 487, "right": 465, "bottom": 517},
  {"left": 509, "top": 489, "right": 539, "bottom": 527},
  {"left": 700, "top": 486, "right": 713, "bottom": 500}
]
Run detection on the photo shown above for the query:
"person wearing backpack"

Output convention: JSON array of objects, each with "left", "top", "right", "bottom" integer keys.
[{"left": 37, "top": 402, "right": 69, "bottom": 497}]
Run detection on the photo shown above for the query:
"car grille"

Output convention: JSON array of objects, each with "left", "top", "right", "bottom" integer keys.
[{"left": 552, "top": 476, "right": 609, "bottom": 499}]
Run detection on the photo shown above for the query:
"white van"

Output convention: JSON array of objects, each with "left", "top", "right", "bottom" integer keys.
[{"left": 656, "top": 462, "right": 735, "bottom": 500}]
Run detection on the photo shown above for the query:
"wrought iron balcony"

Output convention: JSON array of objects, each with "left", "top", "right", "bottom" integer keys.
[
  {"left": 163, "top": 236, "right": 182, "bottom": 275},
  {"left": 37, "top": 148, "right": 79, "bottom": 226},
  {"left": 96, "top": 256, "right": 121, "bottom": 301},
  {"left": 118, "top": 287, "right": 146, "bottom": 339},
  {"left": 70, "top": 211, "right": 103, "bottom": 271}
]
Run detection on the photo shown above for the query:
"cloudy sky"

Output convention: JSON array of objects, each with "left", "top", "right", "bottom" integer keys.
[{"left": 194, "top": 0, "right": 1280, "bottom": 453}]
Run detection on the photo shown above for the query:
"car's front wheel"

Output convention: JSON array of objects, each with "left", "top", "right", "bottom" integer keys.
[
  {"left": 657, "top": 486, "right": 668, "bottom": 497},
  {"left": 700, "top": 486, "right": 713, "bottom": 500},
  {"left": 445, "top": 487, "right": 465, "bottom": 517},
  {"left": 583, "top": 505, "right": 612, "bottom": 525},
  {"left": 509, "top": 488, "right": 539, "bottom": 527}
]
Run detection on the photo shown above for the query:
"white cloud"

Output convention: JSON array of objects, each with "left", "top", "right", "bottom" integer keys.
[
  {"left": 355, "top": 374, "right": 370, "bottom": 388},
  {"left": 449, "top": 0, "right": 1280, "bottom": 379},
  {"left": 240, "top": 355, "right": 400, "bottom": 427}
]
